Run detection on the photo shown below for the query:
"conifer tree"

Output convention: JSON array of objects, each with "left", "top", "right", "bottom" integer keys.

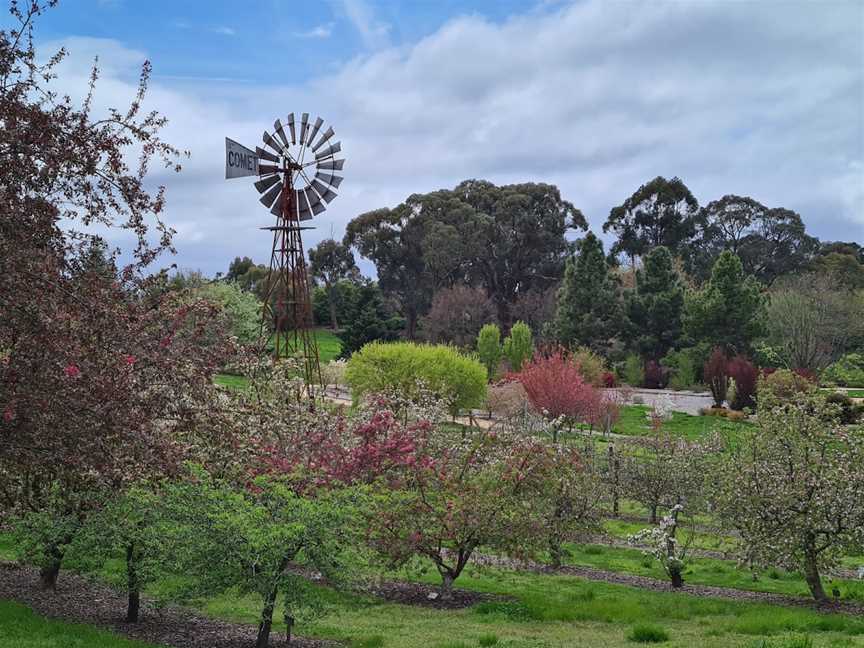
[
  {"left": 551, "top": 233, "right": 621, "bottom": 354},
  {"left": 625, "top": 246, "right": 685, "bottom": 360}
]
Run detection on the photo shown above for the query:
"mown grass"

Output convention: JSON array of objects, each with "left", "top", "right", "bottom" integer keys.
[
  {"left": 0, "top": 600, "right": 163, "bottom": 648},
  {"left": 611, "top": 405, "right": 751, "bottom": 440}
]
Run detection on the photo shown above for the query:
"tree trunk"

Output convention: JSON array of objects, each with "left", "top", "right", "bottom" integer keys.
[
  {"left": 650, "top": 504, "right": 658, "bottom": 524},
  {"left": 285, "top": 615, "right": 294, "bottom": 646},
  {"left": 328, "top": 292, "right": 338, "bottom": 330},
  {"left": 126, "top": 543, "right": 141, "bottom": 622},
  {"left": 608, "top": 445, "right": 620, "bottom": 518},
  {"left": 256, "top": 583, "right": 279, "bottom": 648},
  {"left": 39, "top": 544, "right": 63, "bottom": 590},
  {"left": 669, "top": 565, "right": 684, "bottom": 588},
  {"left": 803, "top": 543, "right": 827, "bottom": 604},
  {"left": 440, "top": 571, "right": 455, "bottom": 600}
]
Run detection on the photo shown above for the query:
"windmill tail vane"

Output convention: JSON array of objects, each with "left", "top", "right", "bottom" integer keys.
[{"left": 225, "top": 113, "right": 346, "bottom": 398}]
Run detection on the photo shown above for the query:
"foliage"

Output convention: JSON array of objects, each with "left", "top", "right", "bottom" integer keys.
[
  {"left": 604, "top": 176, "right": 700, "bottom": 265},
  {"left": 0, "top": 8, "right": 232, "bottom": 589},
  {"left": 704, "top": 348, "right": 729, "bottom": 408},
  {"left": 485, "top": 380, "right": 529, "bottom": 420},
  {"left": 476, "top": 323, "right": 503, "bottom": 380},
  {"left": 309, "top": 239, "right": 359, "bottom": 330},
  {"left": 824, "top": 392, "right": 863, "bottom": 425},
  {"left": 345, "top": 342, "right": 487, "bottom": 416},
  {"left": 684, "top": 251, "right": 766, "bottom": 355},
  {"left": 691, "top": 195, "right": 819, "bottom": 285},
  {"left": 422, "top": 285, "right": 496, "bottom": 348},
  {"left": 710, "top": 391, "right": 864, "bottom": 602},
  {"left": 620, "top": 419, "right": 708, "bottom": 524},
  {"left": 502, "top": 321, "right": 533, "bottom": 372},
  {"left": 344, "top": 180, "right": 585, "bottom": 336},
  {"left": 550, "top": 232, "right": 622, "bottom": 354},
  {"left": 571, "top": 346, "right": 608, "bottom": 387},
  {"left": 626, "top": 623, "right": 670, "bottom": 643},
  {"left": 628, "top": 504, "right": 690, "bottom": 588},
  {"left": 337, "top": 281, "right": 403, "bottom": 357},
  {"left": 366, "top": 425, "right": 579, "bottom": 596},
  {"left": 727, "top": 355, "right": 758, "bottom": 411},
  {"left": 764, "top": 274, "right": 864, "bottom": 372},
  {"left": 662, "top": 348, "right": 699, "bottom": 391},
  {"left": 517, "top": 350, "right": 602, "bottom": 441},
  {"left": 195, "top": 281, "right": 263, "bottom": 347},
  {"left": 624, "top": 246, "right": 685, "bottom": 360},
  {"left": 822, "top": 353, "right": 864, "bottom": 387},
  {"left": 621, "top": 353, "right": 645, "bottom": 388},
  {"left": 158, "top": 472, "right": 364, "bottom": 648},
  {"left": 225, "top": 256, "right": 269, "bottom": 299},
  {"left": 757, "top": 369, "right": 815, "bottom": 403},
  {"left": 313, "top": 280, "right": 360, "bottom": 329},
  {"left": 320, "top": 359, "right": 348, "bottom": 391},
  {"left": 642, "top": 360, "right": 668, "bottom": 389}
]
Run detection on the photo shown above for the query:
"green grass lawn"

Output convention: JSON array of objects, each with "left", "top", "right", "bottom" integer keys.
[
  {"left": 610, "top": 405, "right": 751, "bottom": 440},
  {"left": 215, "top": 328, "right": 342, "bottom": 390},
  {"left": 0, "top": 600, "right": 164, "bottom": 648},
  {"left": 846, "top": 389, "right": 864, "bottom": 398}
]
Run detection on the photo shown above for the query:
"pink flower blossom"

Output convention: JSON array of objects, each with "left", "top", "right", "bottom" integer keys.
[
  {"left": 64, "top": 364, "right": 80, "bottom": 378},
  {"left": 124, "top": 354, "right": 136, "bottom": 366},
  {"left": 3, "top": 407, "right": 13, "bottom": 422}
]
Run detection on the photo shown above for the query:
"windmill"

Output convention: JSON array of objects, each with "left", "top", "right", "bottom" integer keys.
[{"left": 225, "top": 113, "right": 344, "bottom": 394}]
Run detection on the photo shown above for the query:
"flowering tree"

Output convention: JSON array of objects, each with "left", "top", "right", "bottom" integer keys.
[
  {"left": 711, "top": 392, "right": 864, "bottom": 603},
  {"left": 629, "top": 504, "right": 691, "bottom": 587},
  {"left": 517, "top": 349, "right": 602, "bottom": 442},
  {"left": 0, "top": 3, "right": 231, "bottom": 588},
  {"left": 366, "top": 426, "right": 558, "bottom": 598}
]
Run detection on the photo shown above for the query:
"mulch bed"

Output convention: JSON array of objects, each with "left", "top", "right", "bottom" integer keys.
[
  {"left": 363, "top": 579, "right": 497, "bottom": 609},
  {"left": 0, "top": 563, "right": 337, "bottom": 648}
]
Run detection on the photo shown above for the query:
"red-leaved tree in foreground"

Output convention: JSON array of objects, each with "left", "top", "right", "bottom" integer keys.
[
  {"left": 517, "top": 349, "right": 602, "bottom": 441},
  {"left": 0, "top": 2, "right": 232, "bottom": 594}
]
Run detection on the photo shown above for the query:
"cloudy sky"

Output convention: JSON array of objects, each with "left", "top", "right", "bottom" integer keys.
[{"left": 15, "top": 0, "right": 864, "bottom": 276}]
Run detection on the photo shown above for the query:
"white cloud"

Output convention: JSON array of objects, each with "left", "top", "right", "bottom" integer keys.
[
  {"left": 337, "top": 0, "right": 390, "bottom": 49},
  {"left": 210, "top": 26, "right": 236, "bottom": 36},
  {"left": 39, "top": 0, "right": 864, "bottom": 276},
  {"left": 294, "top": 23, "right": 334, "bottom": 39}
]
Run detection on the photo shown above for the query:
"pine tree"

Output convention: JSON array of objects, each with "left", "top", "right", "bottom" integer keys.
[
  {"left": 684, "top": 251, "right": 765, "bottom": 355},
  {"left": 625, "top": 246, "right": 685, "bottom": 360},
  {"left": 551, "top": 233, "right": 621, "bottom": 354}
]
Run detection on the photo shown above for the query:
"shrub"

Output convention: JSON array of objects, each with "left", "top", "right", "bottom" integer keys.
[
  {"left": 700, "top": 407, "right": 728, "bottom": 418},
  {"left": 822, "top": 353, "right": 864, "bottom": 387},
  {"left": 572, "top": 346, "right": 607, "bottom": 387},
  {"left": 345, "top": 342, "right": 487, "bottom": 416},
  {"left": 704, "top": 348, "right": 728, "bottom": 408},
  {"left": 602, "top": 371, "right": 617, "bottom": 388},
  {"left": 727, "top": 355, "right": 758, "bottom": 410},
  {"left": 662, "top": 349, "right": 698, "bottom": 391},
  {"left": 486, "top": 380, "right": 529, "bottom": 419},
  {"left": 503, "top": 321, "right": 533, "bottom": 372},
  {"left": 758, "top": 369, "right": 815, "bottom": 403},
  {"left": 627, "top": 623, "right": 669, "bottom": 643},
  {"left": 726, "top": 410, "right": 748, "bottom": 422},
  {"left": 825, "top": 392, "right": 863, "bottom": 425},
  {"left": 421, "top": 286, "right": 496, "bottom": 348},
  {"left": 476, "top": 324, "right": 503, "bottom": 380},
  {"left": 478, "top": 634, "right": 499, "bottom": 647},
  {"left": 621, "top": 353, "right": 644, "bottom": 387},
  {"left": 517, "top": 349, "right": 602, "bottom": 442},
  {"left": 643, "top": 360, "right": 668, "bottom": 389}
]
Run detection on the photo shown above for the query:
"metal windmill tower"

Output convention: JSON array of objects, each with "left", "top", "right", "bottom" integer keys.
[{"left": 225, "top": 113, "right": 344, "bottom": 394}]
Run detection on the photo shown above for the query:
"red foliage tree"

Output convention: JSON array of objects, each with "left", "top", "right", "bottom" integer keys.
[
  {"left": 0, "top": 3, "right": 232, "bottom": 593},
  {"left": 704, "top": 348, "right": 729, "bottom": 408},
  {"left": 727, "top": 355, "right": 758, "bottom": 411},
  {"left": 517, "top": 349, "right": 602, "bottom": 441}
]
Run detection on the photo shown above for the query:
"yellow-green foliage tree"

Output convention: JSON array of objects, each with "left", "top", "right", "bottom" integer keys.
[{"left": 345, "top": 342, "right": 487, "bottom": 416}]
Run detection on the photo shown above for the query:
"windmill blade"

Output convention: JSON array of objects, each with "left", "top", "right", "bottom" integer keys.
[
  {"left": 258, "top": 163, "right": 280, "bottom": 176},
  {"left": 306, "top": 189, "right": 326, "bottom": 216},
  {"left": 309, "top": 179, "right": 330, "bottom": 197},
  {"left": 254, "top": 175, "right": 281, "bottom": 194},
  {"left": 296, "top": 189, "right": 312, "bottom": 220},
  {"left": 259, "top": 182, "right": 283, "bottom": 208},
  {"left": 287, "top": 112, "right": 296, "bottom": 144},
  {"left": 262, "top": 130, "right": 282, "bottom": 154},
  {"left": 306, "top": 117, "right": 324, "bottom": 150},
  {"left": 316, "top": 158, "right": 345, "bottom": 171},
  {"left": 312, "top": 126, "right": 334, "bottom": 152},
  {"left": 270, "top": 193, "right": 285, "bottom": 217},
  {"left": 273, "top": 119, "right": 291, "bottom": 149},
  {"left": 299, "top": 112, "right": 309, "bottom": 144},
  {"left": 315, "top": 141, "right": 341, "bottom": 160},
  {"left": 256, "top": 147, "right": 279, "bottom": 163},
  {"left": 314, "top": 171, "right": 343, "bottom": 189},
  {"left": 319, "top": 186, "right": 337, "bottom": 203}
]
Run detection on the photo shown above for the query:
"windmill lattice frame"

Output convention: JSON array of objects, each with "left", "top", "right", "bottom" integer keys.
[{"left": 226, "top": 112, "right": 345, "bottom": 396}]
